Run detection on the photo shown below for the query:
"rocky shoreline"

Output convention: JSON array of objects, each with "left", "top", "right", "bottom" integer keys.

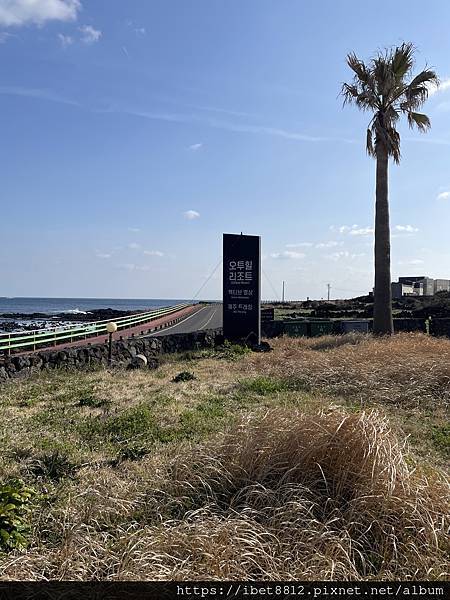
[{"left": 0, "top": 308, "right": 135, "bottom": 333}]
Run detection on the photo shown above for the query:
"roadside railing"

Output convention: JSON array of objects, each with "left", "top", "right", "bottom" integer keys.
[{"left": 0, "top": 303, "right": 191, "bottom": 355}]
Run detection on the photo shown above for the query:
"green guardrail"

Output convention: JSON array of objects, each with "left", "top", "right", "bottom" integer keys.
[{"left": 0, "top": 303, "right": 191, "bottom": 353}]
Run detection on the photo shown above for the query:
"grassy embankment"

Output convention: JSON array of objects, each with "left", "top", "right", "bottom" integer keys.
[{"left": 0, "top": 333, "right": 448, "bottom": 580}]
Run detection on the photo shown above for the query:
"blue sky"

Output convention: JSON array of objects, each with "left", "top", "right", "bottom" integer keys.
[{"left": 1, "top": 0, "right": 450, "bottom": 300}]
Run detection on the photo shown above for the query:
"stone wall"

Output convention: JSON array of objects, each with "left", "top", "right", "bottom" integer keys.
[{"left": 0, "top": 329, "right": 223, "bottom": 383}]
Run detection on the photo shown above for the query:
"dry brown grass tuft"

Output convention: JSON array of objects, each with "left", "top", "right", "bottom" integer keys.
[
  {"left": 153, "top": 408, "right": 449, "bottom": 580},
  {"left": 243, "top": 333, "right": 450, "bottom": 408},
  {"left": 1, "top": 409, "right": 447, "bottom": 580}
]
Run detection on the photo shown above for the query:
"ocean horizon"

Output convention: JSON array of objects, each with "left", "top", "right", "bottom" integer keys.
[{"left": 0, "top": 297, "right": 194, "bottom": 316}]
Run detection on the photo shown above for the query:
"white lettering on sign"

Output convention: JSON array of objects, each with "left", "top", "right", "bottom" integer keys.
[
  {"left": 227, "top": 256, "right": 256, "bottom": 313},
  {"left": 229, "top": 259, "right": 254, "bottom": 285}
]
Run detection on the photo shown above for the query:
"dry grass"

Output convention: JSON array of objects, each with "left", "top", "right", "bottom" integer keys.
[
  {"left": 0, "top": 333, "right": 449, "bottom": 580},
  {"left": 242, "top": 333, "right": 450, "bottom": 408},
  {"left": 1, "top": 408, "right": 447, "bottom": 580}
]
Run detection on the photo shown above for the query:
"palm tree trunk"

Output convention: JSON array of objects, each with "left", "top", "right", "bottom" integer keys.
[{"left": 373, "top": 144, "right": 394, "bottom": 335}]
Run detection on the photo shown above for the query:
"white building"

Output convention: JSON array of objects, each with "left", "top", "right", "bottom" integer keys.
[{"left": 392, "top": 276, "right": 450, "bottom": 298}]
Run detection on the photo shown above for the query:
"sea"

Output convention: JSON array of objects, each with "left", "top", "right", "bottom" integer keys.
[
  {"left": 0, "top": 297, "right": 191, "bottom": 333},
  {"left": 0, "top": 297, "right": 189, "bottom": 315}
]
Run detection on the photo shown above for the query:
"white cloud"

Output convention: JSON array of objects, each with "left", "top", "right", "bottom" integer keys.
[
  {"left": 285, "top": 242, "right": 313, "bottom": 248},
  {"left": 334, "top": 223, "right": 418, "bottom": 237},
  {"left": 0, "top": 0, "right": 80, "bottom": 27},
  {"left": 125, "top": 19, "right": 145, "bottom": 35},
  {"left": 0, "top": 31, "right": 14, "bottom": 42},
  {"left": 437, "top": 191, "right": 450, "bottom": 201},
  {"left": 95, "top": 252, "right": 111, "bottom": 259},
  {"left": 143, "top": 250, "right": 164, "bottom": 257},
  {"left": 397, "top": 259, "right": 424, "bottom": 266},
  {"left": 327, "top": 251, "right": 366, "bottom": 261},
  {"left": 0, "top": 85, "right": 79, "bottom": 106},
  {"left": 57, "top": 32, "right": 72, "bottom": 47},
  {"left": 128, "top": 242, "right": 140, "bottom": 249},
  {"left": 128, "top": 227, "right": 141, "bottom": 232},
  {"left": 270, "top": 251, "right": 305, "bottom": 260},
  {"left": 349, "top": 227, "right": 374, "bottom": 236},
  {"left": 327, "top": 251, "right": 348, "bottom": 261},
  {"left": 184, "top": 210, "right": 200, "bottom": 220},
  {"left": 79, "top": 24, "right": 101, "bottom": 44},
  {"left": 394, "top": 224, "right": 419, "bottom": 233},
  {"left": 189, "top": 143, "right": 203, "bottom": 151},
  {"left": 332, "top": 224, "right": 374, "bottom": 236},
  {"left": 112, "top": 107, "right": 355, "bottom": 145},
  {"left": 315, "top": 240, "right": 343, "bottom": 248},
  {"left": 117, "top": 263, "right": 150, "bottom": 272},
  {"left": 428, "top": 77, "right": 450, "bottom": 97},
  {"left": 435, "top": 101, "right": 450, "bottom": 112}
]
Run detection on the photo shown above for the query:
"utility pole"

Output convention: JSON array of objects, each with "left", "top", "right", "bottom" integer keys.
[
  {"left": 282, "top": 280, "right": 285, "bottom": 303},
  {"left": 327, "top": 283, "right": 331, "bottom": 301}
]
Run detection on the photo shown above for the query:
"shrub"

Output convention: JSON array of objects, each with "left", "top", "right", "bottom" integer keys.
[
  {"left": 238, "top": 376, "right": 297, "bottom": 396},
  {"left": 114, "top": 443, "right": 150, "bottom": 464},
  {"left": 432, "top": 424, "right": 450, "bottom": 457},
  {"left": 172, "top": 371, "right": 196, "bottom": 383},
  {"left": 27, "top": 450, "right": 78, "bottom": 482},
  {"left": 78, "top": 396, "right": 111, "bottom": 408},
  {"left": 0, "top": 480, "right": 35, "bottom": 551},
  {"left": 217, "top": 340, "right": 252, "bottom": 360}
]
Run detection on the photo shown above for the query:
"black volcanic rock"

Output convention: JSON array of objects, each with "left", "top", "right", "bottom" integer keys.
[{"left": 0, "top": 308, "right": 135, "bottom": 323}]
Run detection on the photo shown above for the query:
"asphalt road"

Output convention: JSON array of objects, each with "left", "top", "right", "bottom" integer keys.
[{"left": 150, "top": 304, "right": 222, "bottom": 336}]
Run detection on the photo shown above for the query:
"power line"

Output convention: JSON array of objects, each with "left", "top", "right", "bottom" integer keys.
[
  {"left": 190, "top": 258, "right": 223, "bottom": 303},
  {"left": 262, "top": 267, "right": 280, "bottom": 301}
]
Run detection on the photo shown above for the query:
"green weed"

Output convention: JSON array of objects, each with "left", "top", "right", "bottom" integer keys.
[
  {"left": 0, "top": 480, "right": 35, "bottom": 552},
  {"left": 172, "top": 371, "right": 196, "bottom": 383},
  {"left": 432, "top": 424, "right": 450, "bottom": 457},
  {"left": 27, "top": 451, "right": 78, "bottom": 482}
]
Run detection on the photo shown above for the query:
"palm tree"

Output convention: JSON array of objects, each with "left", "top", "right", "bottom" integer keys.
[{"left": 342, "top": 43, "right": 438, "bottom": 335}]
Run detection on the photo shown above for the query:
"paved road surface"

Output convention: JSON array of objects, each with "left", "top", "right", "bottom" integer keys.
[{"left": 150, "top": 304, "right": 222, "bottom": 336}]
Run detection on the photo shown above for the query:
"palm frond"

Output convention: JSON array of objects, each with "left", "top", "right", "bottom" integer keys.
[
  {"left": 387, "top": 127, "right": 401, "bottom": 164},
  {"left": 407, "top": 111, "right": 431, "bottom": 132},
  {"left": 401, "top": 85, "right": 429, "bottom": 111},
  {"left": 374, "top": 114, "right": 401, "bottom": 163},
  {"left": 366, "top": 128, "right": 375, "bottom": 157},
  {"left": 408, "top": 69, "right": 439, "bottom": 90},
  {"left": 373, "top": 57, "right": 396, "bottom": 98},
  {"left": 385, "top": 105, "right": 400, "bottom": 123},
  {"left": 391, "top": 43, "right": 415, "bottom": 79},
  {"left": 342, "top": 43, "right": 437, "bottom": 164},
  {"left": 346, "top": 52, "right": 371, "bottom": 85},
  {"left": 341, "top": 83, "right": 378, "bottom": 110},
  {"left": 341, "top": 82, "right": 360, "bottom": 105}
]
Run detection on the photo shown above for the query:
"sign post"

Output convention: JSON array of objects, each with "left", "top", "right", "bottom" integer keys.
[{"left": 223, "top": 233, "right": 261, "bottom": 345}]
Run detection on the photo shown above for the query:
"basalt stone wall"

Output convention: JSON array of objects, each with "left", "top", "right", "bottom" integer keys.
[
  {"left": 393, "top": 318, "right": 426, "bottom": 332},
  {"left": 261, "top": 321, "right": 284, "bottom": 338},
  {"left": 0, "top": 329, "right": 223, "bottom": 383},
  {"left": 430, "top": 318, "right": 450, "bottom": 337}
]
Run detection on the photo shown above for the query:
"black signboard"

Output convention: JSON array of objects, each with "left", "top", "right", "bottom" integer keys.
[{"left": 223, "top": 233, "right": 261, "bottom": 344}]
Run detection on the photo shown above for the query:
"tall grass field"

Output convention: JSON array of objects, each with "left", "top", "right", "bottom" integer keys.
[{"left": 0, "top": 333, "right": 448, "bottom": 580}]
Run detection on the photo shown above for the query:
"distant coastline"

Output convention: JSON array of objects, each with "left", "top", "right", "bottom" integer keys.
[{"left": 0, "top": 297, "right": 192, "bottom": 334}]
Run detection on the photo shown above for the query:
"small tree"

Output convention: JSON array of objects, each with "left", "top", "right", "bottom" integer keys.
[{"left": 342, "top": 43, "right": 438, "bottom": 335}]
